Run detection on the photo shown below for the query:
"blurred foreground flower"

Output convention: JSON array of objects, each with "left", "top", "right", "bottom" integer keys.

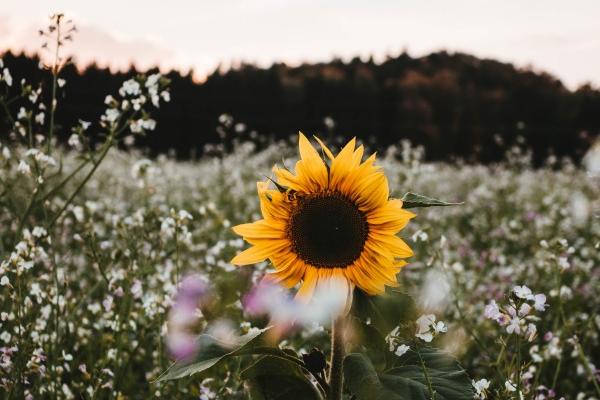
[
  {"left": 231, "top": 132, "right": 415, "bottom": 310},
  {"left": 244, "top": 277, "right": 350, "bottom": 329},
  {"left": 167, "top": 274, "right": 210, "bottom": 361}
]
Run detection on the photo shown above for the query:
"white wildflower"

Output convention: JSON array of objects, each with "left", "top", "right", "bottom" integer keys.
[
  {"left": 18, "top": 160, "right": 31, "bottom": 175},
  {"left": 119, "top": 79, "right": 141, "bottom": 96},
  {"left": 484, "top": 300, "right": 501, "bottom": 320},
  {"left": 415, "top": 314, "right": 445, "bottom": 342},
  {"left": 2, "top": 68, "right": 12, "bottom": 86},
  {"left": 17, "top": 107, "right": 28, "bottom": 120},
  {"left": 0, "top": 331, "right": 11, "bottom": 342},
  {"left": 472, "top": 379, "right": 490, "bottom": 399},
  {"left": 35, "top": 112, "right": 45, "bottom": 125},
  {"left": 394, "top": 344, "right": 410, "bottom": 357},
  {"left": 513, "top": 285, "right": 533, "bottom": 300},
  {"left": 68, "top": 134, "right": 81, "bottom": 149},
  {"left": 504, "top": 380, "right": 516, "bottom": 392},
  {"left": 533, "top": 294, "right": 547, "bottom": 311},
  {"left": 102, "top": 108, "right": 120, "bottom": 124}
]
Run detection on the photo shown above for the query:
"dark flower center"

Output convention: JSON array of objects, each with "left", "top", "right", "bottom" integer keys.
[{"left": 288, "top": 192, "right": 368, "bottom": 268}]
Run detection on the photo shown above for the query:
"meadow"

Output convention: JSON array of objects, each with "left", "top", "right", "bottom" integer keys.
[
  {"left": 1, "top": 16, "right": 600, "bottom": 399},
  {"left": 1, "top": 130, "right": 599, "bottom": 398}
]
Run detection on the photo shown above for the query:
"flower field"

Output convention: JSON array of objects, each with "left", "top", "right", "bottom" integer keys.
[
  {"left": 1, "top": 134, "right": 599, "bottom": 398},
  {"left": 1, "top": 15, "right": 600, "bottom": 399}
]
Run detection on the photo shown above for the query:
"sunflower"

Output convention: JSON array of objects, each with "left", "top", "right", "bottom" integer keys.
[{"left": 231, "top": 133, "right": 415, "bottom": 305}]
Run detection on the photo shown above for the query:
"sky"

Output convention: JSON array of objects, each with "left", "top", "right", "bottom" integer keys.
[{"left": 1, "top": 0, "right": 599, "bottom": 89}]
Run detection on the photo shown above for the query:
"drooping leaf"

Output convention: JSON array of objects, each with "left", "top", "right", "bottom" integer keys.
[
  {"left": 241, "top": 355, "right": 324, "bottom": 400},
  {"left": 344, "top": 349, "right": 474, "bottom": 400},
  {"left": 351, "top": 289, "right": 417, "bottom": 336},
  {"left": 156, "top": 327, "right": 272, "bottom": 382},
  {"left": 401, "top": 192, "right": 463, "bottom": 209}
]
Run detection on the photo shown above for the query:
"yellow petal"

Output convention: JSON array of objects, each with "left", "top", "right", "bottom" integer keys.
[
  {"left": 268, "top": 258, "right": 306, "bottom": 288},
  {"left": 273, "top": 165, "right": 311, "bottom": 193},
  {"left": 297, "top": 132, "right": 328, "bottom": 190},
  {"left": 367, "top": 199, "right": 416, "bottom": 233},
  {"left": 369, "top": 233, "right": 414, "bottom": 258},
  {"left": 295, "top": 266, "right": 318, "bottom": 303},
  {"left": 231, "top": 240, "right": 288, "bottom": 265},
  {"left": 355, "top": 172, "right": 389, "bottom": 212},
  {"left": 330, "top": 137, "right": 356, "bottom": 190},
  {"left": 314, "top": 136, "right": 334, "bottom": 161},
  {"left": 232, "top": 220, "right": 286, "bottom": 240},
  {"left": 345, "top": 262, "right": 385, "bottom": 295}
]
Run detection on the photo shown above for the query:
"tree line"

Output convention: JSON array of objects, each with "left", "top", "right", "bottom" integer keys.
[{"left": 1, "top": 50, "right": 599, "bottom": 163}]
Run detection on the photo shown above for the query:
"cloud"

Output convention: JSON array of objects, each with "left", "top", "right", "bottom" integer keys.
[{"left": 0, "top": 16, "right": 176, "bottom": 72}]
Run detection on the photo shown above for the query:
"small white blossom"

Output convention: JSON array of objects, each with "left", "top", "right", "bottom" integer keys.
[
  {"left": 394, "top": 344, "right": 410, "bottom": 357},
  {"left": 415, "top": 314, "right": 446, "bottom": 342},
  {"left": 79, "top": 120, "right": 91, "bottom": 130},
  {"left": 18, "top": 160, "right": 31, "bottom": 175},
  {"left": 472, "top": 379, "right": 490, "bottom": 399},
  {"left": 2, "top": 68, "right": 12, "bottom": 86},
  {"left": 513, "top": 285, "right": 533, "bottom": 300},
  {"left": 505, "top": 380, "right": 516, "bottom": 392},
  {"left": 506, "top": 316, "right": 522, "bottom": 334},
  {"left": 102, "top": 108, "right": 120, "bottom": 124},
  {"left": 35, "top": 112, "right": 45, "bottom": 125},
  {"left": 17, "top": 107, "right": 28, "bottom": 120},
  {"left": 119, "top": 79, "right": 141, "bottom": 96},
  {"left": 0, "top": 331, "right": 11, "bottom": 342},
  {"left": 484, "top": 300, "right": 501, "bottom": 320},
  {"left": 68, "top": 134, "right": 81, "bottom": 149},
  {"left": 533, "top": 294, "right": 547, "bottom": 311}
]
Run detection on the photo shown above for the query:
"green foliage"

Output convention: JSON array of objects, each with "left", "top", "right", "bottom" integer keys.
[
  {"left": 351, "top": 289, "right": 417, "bottom": 336},
  {"left": 344, "top": 350, "right": 474, "bottom": 400},
  {"left": 401, "top": 192, "right": 463, "bottom": 209},
  {"left": 156, "top": 327, "right": 272, "bottom": 382},
  {"left": 241, "top": 355, "right": 324, "bottom": 400}
]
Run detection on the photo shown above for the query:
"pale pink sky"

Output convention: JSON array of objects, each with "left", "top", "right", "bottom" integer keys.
[{"left": 1, "top": 0, "right": 599, "bottom": 89}]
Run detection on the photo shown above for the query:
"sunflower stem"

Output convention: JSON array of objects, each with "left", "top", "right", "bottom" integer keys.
[{"left": 328, "top": 316, "right": 345, "bottom": 400}]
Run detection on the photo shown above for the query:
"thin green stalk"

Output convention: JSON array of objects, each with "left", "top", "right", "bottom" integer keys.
[
  {"left": 328, "top": 317, "right": 345, "bottom": 400},
  {"left": 0, "top": 98, "right": 15, "bottom": 125},
  {"left": 515, "top": 335, "right": 521, "bottom": 399},
  {"left": 47, "top": 17, "right": 61, "bottom": 156},
  {"left": 46, "top": 136, "right": 113, "bottom": 229},
  {"left": 174, "top": 225, "right": 180, "bottom": 284},
  {"left": 87, "top": 232, "right": 110, "bottom": 285},
  {"left": 415, "top": 343, "right": 436, "bottom": 400},
  {"left": 16, "top": 186, "right": 39, "bottom": 237},
  {"left": 576, "top": 343, "right": 600, "bottom": 397},
  {"left": 45, "top": 112, "right": 137, "bottom": 229},
  {"left": 551, "top": 357, "right": 562, "bottom": 391},
  {"left": 41, "top": 157, "right": 89, "bottom": 202}
]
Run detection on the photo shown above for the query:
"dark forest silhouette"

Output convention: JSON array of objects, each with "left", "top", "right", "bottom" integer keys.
[{"left": 1, "top": 50, "right": 599, "bottom": 163}]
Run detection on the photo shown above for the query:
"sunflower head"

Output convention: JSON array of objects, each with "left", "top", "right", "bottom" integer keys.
[{"left": 232, "top": 133, "right": 415, "bottom": 305}]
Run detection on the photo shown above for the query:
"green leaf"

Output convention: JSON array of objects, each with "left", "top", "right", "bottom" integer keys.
[
  {"left": 401, "top": 192, "right": 463, "bottom": 209},
  {"left": 348, "top": 317, "right": 388, "bottom": 370},
  {"left": 351, "top": 289, "right": 417, "bottom": 336},
  {"left": 156, "top": 327, "right": 272, "bottom": 382},
  {"left": 344, "top": 349, "right": 474, "bottom": 400},
  {"left": 241, "top": 355, "right": 324, "bottom": 400}
]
